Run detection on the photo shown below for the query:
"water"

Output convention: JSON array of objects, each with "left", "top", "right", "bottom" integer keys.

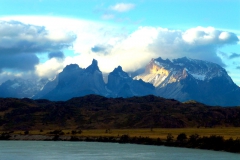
[{"left": 0, "top": 141, "right": 239, "bottom": 160}]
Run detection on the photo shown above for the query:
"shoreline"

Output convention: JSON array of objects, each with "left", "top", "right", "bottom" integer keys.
[{"left": 1, "top": 133, "right": 240, "bottom": 154}]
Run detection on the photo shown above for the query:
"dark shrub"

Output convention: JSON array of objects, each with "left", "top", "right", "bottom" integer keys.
[
  {"left": 24, "top": 130, "right": 29, "bottom": 135},
  {"left": 177, "top": 133, "right": 187, "bottom": 142},
  {"left": 166, "top": 133, "right": 174, "bottom": 143}
]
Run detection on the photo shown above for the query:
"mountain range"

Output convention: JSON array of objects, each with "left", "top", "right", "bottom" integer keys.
[
  {"left": 0, "top": 57, "right": 239, "bottom": 106},
  {"left": 134, "top": 57, "right": 240, "bottom": 106}
]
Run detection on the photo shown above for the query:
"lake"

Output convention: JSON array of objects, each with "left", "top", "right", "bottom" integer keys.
[{"left": 0, "top": 141, "right": 239, "bottom": 160}]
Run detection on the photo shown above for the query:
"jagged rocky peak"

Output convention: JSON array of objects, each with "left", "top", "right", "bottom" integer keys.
[
  {"left": 107, "top": 66, "right": 130, "bottom": 89},
  {"left": 172, "top": 57, "right": 230, "bottom": 81},
  {"left": 63, "top": 64, "right": 80, "bottom": 71},
  {"left": 59, "top": 64, "right": 83, "bottom": 80},
  {"left": 111, "top": 66, "right": 129, "bottom": 78},
  {"left": 173, "top": 57, "right": 219, "bottom": 70},
  {"left": 155, "top": 57, "right": 172, "bottom": 65},
  {"left": 86, "top": 59, "right": 100, "bottom": 73},
  {"left": 173, "top": 56, "right": 189, "bottom": 62},
  {"left": 135, "top": 56, "right": 230, "bottom": 88},
  {"left": 145, "top": 57, "right": 229, "bottom": 81},
  {"left": 114, "top": 66, "right": 123, "bottom": 72},
  {"left": 145, "top": 58, "right": 171, "bottom": 75},
  {"left": 107, "top": 65, "right": 155, "bottom": 98}
]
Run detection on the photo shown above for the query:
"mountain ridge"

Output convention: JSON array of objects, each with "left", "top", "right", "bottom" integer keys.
[
  {"left": 134, "top": 57, "right": 240, "bottom": 106},
  {"left": 0, "top": 57, "right": 239, "bottom": 106}
]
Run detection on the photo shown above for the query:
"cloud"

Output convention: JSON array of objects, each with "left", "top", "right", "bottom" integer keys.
[
  {"left": 110, "top": 3, "right": 135, "bottom": 12},
  {"left": 0, "top": 20, "right": 76, "bottom": 54},
  {"left": 237, "top": 66, "right": 240, "bottom": 70},
  {"left": 218, "top": 51, "right": 228, "bottom": 59},
  {"left": 67, "top": 25, "right": 239, "bottom": 72},
  {"left": 91, "top": 45, "right": 113, "bottom": 55},
  {"left": 48, "top": 51, "right": 65, "bottom": 59},
  {"left": 218, "top": 51, "right": 240, "bottom": 61},
  {"left": 0, "top": 16, "right": 239, "bottom": 85},
  {"left": 95, "top": 3, "right": 136, "bottom": 23},
  {"left": 149, "top": 26, "right": 239, "bottom": 67},
  {"left": 0, "top": 53, "right": 39, "bottom": 71},
  {"left": 35, "top": 58, "right": 64, "bottom": 78},
  {"left": 0, "top": 20, "right": 76, "bottom": 73},
  {"left": 0, "top": 71, "right": 21, "bottom": 84},
  {"left": 0, "top": 16, "right": 128, "bottom": 78},
  {"left": 182, "top": 27, "right": 238, "bottom": 45},
  {"left": 101, "top": 14, "right": 115, "bottom": 20},
  {"left": 229, "top": 53, "right": 240, "bottom": 59},
  {"left": 0, "top": 70, "right": 39, "bottom": 84},
  {"left": 91, "top": 45, "right": 106, "bottom": 53}
]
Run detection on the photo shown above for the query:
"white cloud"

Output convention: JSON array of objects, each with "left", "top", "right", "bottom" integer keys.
[
  {"left": 0, "top": 19, "right": 76, "bottom": 72},
  {"left": 110, "top": 3, "right": 135, "bottom": 12},
  {"left": 0, "top": 71, "right": 21, "bottom": 84},
  {"left": 101, "top": 14, "right": 115, "bottom": 20},
  {"left": 35, "top": 58, "right": 64, "bottom": 78},
  {"left": 0, "top": 16, "right": 239, "bottom": 85},
  {"left": 0, "top": 70, "right": 37, "bottom": 84},
  {"left": 182, "top": 27, "right": 238, "bottom": 45},
  {"left": 149, "top": 26, "right": 239, "bottom": 66},
  {"left": 0, "top": 20, "right": 76, "bottom": 54}
]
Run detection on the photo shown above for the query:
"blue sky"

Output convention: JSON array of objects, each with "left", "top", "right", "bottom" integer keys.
[{"left": 0, "top": 0, "right": 239, "bottom": 85}]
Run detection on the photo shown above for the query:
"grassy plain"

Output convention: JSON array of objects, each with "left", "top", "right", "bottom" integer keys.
[{"left": 7, "top": 127, "right": 240, "bottom": 140}]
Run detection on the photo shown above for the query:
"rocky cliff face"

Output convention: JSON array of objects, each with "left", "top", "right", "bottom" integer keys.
[
  {"left": 37, "top": 60, "right": 155, "bottom": 100},
  {"left": 107, "top": 66, "right": 155, "bottom": 97},
  {"left": 0, "top": 57, "right": 239, "bottom": 106},
  {"left": 39, "top": 59, "right": 108, "bottom": 101},
  {"left": 134, "top": 57, "right": 240, "bottom": 106}
]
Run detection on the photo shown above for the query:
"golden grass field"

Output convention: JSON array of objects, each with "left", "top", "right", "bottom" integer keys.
[{"left": 7, "top": 127, "right": 240, "bottom": 140}]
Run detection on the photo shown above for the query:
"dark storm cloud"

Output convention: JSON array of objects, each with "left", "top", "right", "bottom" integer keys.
[
  {"left": 91, "top": 45, "right": 112, "bottom": 55},
  {"left": 229, "top": 53, "right": 240, "bottom": 59},
  {"left": 48, "top": 51, "right": 65, "bottom": 59},
  {"left": 0, "top": 21, "right": 76, "bottom": 54},
  {"left": 0, "top": 20, "right": 76, "bottom": 71},
  {"left": 91, "top": 45, "right": 107, "bottom": 53},
  {"left": 218, "top": 51, "right": 228, "bottom": 59},
  {"left": 0, "top": 53, "right": 39, "bottom": 71}
]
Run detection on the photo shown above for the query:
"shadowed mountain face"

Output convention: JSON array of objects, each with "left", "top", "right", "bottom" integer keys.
[
  {"left": 34, "top": 60, "right": 155, "bottom": 101},
  {"left": 37, "top": 60, "right": 108, "bottom": 101},
  {"left": 134, "top": 57, "right": 240, "bottom": 106},
  {"left": 107, "top": 66, "right": 155, "bottom": 97},
  {"left": 0, "top": 57, "right": 239, "bottom": 106}
]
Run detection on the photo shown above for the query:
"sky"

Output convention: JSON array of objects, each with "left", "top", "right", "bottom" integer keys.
[{"left": 0, "top": 0, "right": 240, "bottom": 86}]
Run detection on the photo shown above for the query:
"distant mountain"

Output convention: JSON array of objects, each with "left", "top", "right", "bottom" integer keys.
[
  {"left": 106, "top": 66, "right": 155, "bottom": 97},
  {"left": 134, "top": 57, "right": 240, "bottom": 106},
  {"left": 0, "top": 78, "right": 49, "bottom": 98},
  {"left": 0, "top": 57, "right": 239, "bottom": 106},
  {"left": 37, "top": 59, "right": 108, "bottom": 101},
  {"left": 34, "top": 59, "right": 154, "bottom": 101}
]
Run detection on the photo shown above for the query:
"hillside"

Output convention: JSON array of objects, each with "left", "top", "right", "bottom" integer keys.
[{"left": 0, "top": 95, "right": 240, "bottom": 131}]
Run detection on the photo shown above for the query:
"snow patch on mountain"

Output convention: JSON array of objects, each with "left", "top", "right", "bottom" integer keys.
[{"left": 188, "top": 72, "right": 206, "bottom": 81}]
